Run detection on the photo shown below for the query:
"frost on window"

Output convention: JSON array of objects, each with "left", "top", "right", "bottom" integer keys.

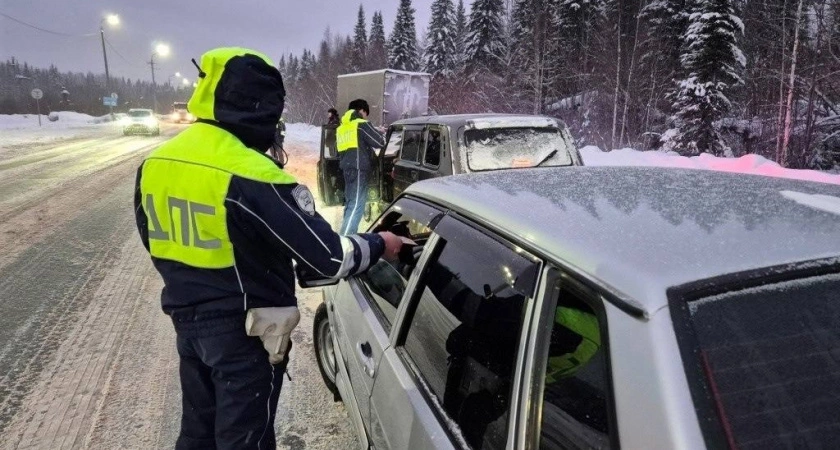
[{"left": 463, "top": 127, "right": 574, "bottom": 172}]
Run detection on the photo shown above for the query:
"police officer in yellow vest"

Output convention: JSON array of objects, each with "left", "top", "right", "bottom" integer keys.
[
  {"left": 336, "top": 99, "right": 386, "bottom": 235},
  {"left": 545, "top": 306, "right": 601, "bottom": 384},
  {"left": 134, "top": 47, "right": 402, "bottom": 450}
]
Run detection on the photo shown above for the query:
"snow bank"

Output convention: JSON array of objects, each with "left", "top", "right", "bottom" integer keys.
[
  {"left": 285, "top": 123, "right": 322, "bottom": 148},
  {"left": 580, "top": 146, "right": 840, "bottom": 185},
  {"left": 0, "top": 111, "right": 106, "bottom": 130}
]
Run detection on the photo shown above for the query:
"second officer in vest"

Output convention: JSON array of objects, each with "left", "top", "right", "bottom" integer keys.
[
  {"left": 336, "top": 99, "right": 386, "bottom": 235},
  {"left": 134, "top": 47, "right": 402, "bottom": 450}
]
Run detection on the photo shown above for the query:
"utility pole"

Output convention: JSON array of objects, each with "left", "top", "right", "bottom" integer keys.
[
  {"left": 100, "top": 15, "right": 119, "bottom": 116},
  {"left": 100, "top": 27, "right": 111, "bottom": 89},
  {"left": 149, "top": 56, "right": 158, "bottom": 113}
]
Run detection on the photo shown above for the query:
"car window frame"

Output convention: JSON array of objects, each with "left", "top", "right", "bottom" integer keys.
[
  {"left": 666, "top": 256, "right": 840, "bottom": 450},
  {"left": 421, "top": 125, "right": 444, "bottom": 170},
  {"left": 353, "top": 197, "right": 445, "bottom": 334},
  {"left": 519, "top": 266, "right": 621, "bottom": 450},
  {"left": 390, "top": 212, "right": 544, "bottom": 449},
  {"left": 397, "top": 125, "right": 426, "bottom": 166}
]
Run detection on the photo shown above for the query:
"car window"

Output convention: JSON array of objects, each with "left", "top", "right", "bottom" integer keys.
[
  {"left": 399, "top": 129, "right": 423, "bottom": 163},
  {"left": 463, "top": 127, "right": 574, "bottom": 171},
  {"left": 400, "top": 217, "right": 540, "bottom": 450},
  {"left": 384, "top": 128, "right": 403, "bottom": 156},
  {"left": 424, "top": 128, "right": 442, "bottom": 167},
  {"left": 679, "top": 272, "right": 840, "bottom": 449},
  {"left": 361, "top": 199, "right": 439, "bottom": 330},
  {"left": 540, "top": 277, "right": 612, "bottom": 450}
]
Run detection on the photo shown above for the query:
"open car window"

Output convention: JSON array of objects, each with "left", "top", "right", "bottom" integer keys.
[{"left": 361, "top": 199, "right": 441, "bottom": 330}]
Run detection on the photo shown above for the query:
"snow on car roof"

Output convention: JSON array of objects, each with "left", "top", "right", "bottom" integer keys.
[
  {"left": 465, "top": 115, "right": 558, "bottom": 130},
  {"left": 405, "top": 166, "right": 840, "bottom": 313},
  {"left": 337, "top": 69, "right": 431, "bottom": 78}
]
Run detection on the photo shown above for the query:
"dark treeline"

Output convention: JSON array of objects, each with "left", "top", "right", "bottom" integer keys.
[
  {"left": 0, "top": 58, "right": 192, "bottom": 117},
  {"left": 282, "top": 0, "right": 840, "bottom": 169}
]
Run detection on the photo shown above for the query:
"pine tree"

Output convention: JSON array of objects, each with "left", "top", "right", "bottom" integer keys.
[
  {"left": 352, "top": 5, "right": 368, "bottom": 71},
  {"left": 669, "top": 0, "right": 745, "bottom": 156},
  {"left": 389, "top": 0, "right": 420, "bottom": 71},
  {"left": 423, "top": 0, "right": 457, "bottom": 76},
  {"left": 368, "top": 11, "right": 389, "bottom": 69},
  {"left": 465, "top": 0, "right": 506, "bottom": 71},
  {"left": 453, "top": 0, "right": 469, "bottom": 71}
]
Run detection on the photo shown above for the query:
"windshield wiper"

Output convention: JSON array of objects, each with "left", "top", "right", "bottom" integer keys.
[{"left": 533, "top": 149, "right": 558, "bottom": 168}]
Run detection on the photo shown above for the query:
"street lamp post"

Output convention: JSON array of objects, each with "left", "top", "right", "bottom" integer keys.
[
  {"left": 100, "top": 14, "right": 119, "bottom": 116},
  {"left": 149, "top": 43, "right": 170, "bottom": 113}
]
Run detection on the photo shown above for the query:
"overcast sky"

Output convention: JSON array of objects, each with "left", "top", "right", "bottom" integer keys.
[{"left": 1, "top": 0, "right": 435, "bottom": 82}]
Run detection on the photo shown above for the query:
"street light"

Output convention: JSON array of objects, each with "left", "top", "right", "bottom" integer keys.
[
  {"left": 182, "top": 77, "right": 190, "bottom": 86},
  {"left": 149, "top": 42, "right": 171, "bottom": 113}
]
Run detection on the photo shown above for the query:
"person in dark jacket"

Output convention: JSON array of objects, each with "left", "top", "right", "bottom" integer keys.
[
  {"left": 326, "top": 108, "right": 339, "bottom": 125},
  {"left": 336, "top": 99, "right": 386, "bottom": 235},
  {"left": 134, "top": 47, "right": 402, "bottom": 450}
]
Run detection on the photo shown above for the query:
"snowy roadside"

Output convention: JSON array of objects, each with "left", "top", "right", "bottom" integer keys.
[
  {"left": 0, "top": 111, "right": 118, "bottom": 150},
  {"left": 580, "top": 146, "right": 840, "bottom": 185}
]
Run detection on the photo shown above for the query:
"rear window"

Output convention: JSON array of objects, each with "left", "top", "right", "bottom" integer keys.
[
  {"left": 129, "top": 110, "right": 151, "bottom": 117},
  {"left": 682, "top": 273, "right": 840, "bottom": 449},
  {"left": 463, "top": 127, "right": 574, "bottom": 171}
]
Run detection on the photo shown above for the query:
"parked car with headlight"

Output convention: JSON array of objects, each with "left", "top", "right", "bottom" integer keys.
[
  {"left": 302, "top": 166, "right": 840, "bottom": 450},
  {"left": 122, "top": 108, "right": 160, "bottom": 136}
]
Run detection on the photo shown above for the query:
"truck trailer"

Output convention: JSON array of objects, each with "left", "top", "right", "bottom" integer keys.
[{"left": 335, "top": 69, "right": 431, "bottom": 127}]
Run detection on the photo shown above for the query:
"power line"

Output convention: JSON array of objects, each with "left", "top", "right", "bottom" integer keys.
[
  {"left": 0, "top": 11, "right": 96, "bottom": 38},
  {"left": 104, "top": 37, "right": 144, "bottom": 69}
]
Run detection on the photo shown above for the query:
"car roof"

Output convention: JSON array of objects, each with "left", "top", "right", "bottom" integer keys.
[
  {"left": 405, "top": 166, "right": 840, "bottom": 313},
  {"left": 128, "top": 108, "right": 152, "bottom": 112},
  {"left": 391, "top": 113, "right": 565, "bottom": 129}
]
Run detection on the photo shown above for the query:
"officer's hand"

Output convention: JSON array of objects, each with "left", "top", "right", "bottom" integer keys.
[{"left": 378, "top": 232, "right": 403, "bottom": 262}]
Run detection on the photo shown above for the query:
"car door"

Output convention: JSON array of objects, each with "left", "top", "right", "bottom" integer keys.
[
  {"left": 368, "top": 214, "right": 543, "bottom": 450},
  {"left": 392, "top": 125, "right": 425, "bottom": 197},
  {"left": 329, "top": 197, "right": 442, "bottom": 436},
  {"left": 316, "top": 123, "right": 344, "bottom": 206}
]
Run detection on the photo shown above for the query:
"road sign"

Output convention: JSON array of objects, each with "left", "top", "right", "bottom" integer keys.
[
  {"left": 31, "top": 88, "right": 43, "bottom": 100},
  {"left": 103, "top": 96, "right": 117, "bottom": 107},
  {"left": 111, "top": 92, "right": 118, "bottom": 99}
]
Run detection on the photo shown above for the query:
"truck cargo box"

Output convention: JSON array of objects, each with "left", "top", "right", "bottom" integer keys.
[{"left": 336, "top": 69, "right": 431, "bottom": 127}]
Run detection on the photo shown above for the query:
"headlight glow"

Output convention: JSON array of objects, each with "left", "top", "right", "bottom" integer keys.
[{"left": 144, "top": 117, "right": 158, "bottom": 127}]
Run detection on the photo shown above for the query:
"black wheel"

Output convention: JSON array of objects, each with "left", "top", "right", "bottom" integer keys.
[{"left": 313, "top": 303, "right": 340, "bottom": 401}]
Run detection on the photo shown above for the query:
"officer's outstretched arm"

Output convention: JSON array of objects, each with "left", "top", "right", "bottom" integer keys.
[
  {"left": 225, "top": 179, "right": 386, "bottom": 280},
  {"left": 359, "top": 122, "right": 386, "bottom": 149}
]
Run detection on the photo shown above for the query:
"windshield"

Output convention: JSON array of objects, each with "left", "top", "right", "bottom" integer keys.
[
  {"left": 128, "top": 110, "right": 152, "bottom": 117},
  {"left": 682, "top": 272, "right": 840, "bottom": 448},
  {"left": 463, "top": 127, "right": 574, "bottom": 171}
]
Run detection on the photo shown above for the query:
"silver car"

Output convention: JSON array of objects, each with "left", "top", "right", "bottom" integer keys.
[{"left": 307, "top": 166, "right": 840, "bottom": 449}]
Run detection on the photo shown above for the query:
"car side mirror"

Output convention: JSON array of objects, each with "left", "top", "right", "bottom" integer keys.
[{"left": 295, "top": 264, "right": 340, "bottom": 288}]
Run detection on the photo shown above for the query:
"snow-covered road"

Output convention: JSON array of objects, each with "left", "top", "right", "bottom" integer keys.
[{"left": 0, "top": 123, "right": 357, "bottom": 449}]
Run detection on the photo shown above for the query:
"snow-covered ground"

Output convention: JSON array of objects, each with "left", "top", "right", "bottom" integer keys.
[
  {"left": 285, "top": 122, "right": 322, "bottom": 147},
  {"left": 581, "top": 146, "right": 840, "bottom": 185},
  {"left": 0, "top": 111, "right": 117, "bottom": 148}
]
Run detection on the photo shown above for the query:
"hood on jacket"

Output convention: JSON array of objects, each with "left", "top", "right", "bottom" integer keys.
[{"left": 188, "top": 47, "right": 285, "bottom": 149}]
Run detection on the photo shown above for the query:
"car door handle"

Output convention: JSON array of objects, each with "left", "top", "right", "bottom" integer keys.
[{"left": 356, "top": 342, "right": 376, "bottom": 378}]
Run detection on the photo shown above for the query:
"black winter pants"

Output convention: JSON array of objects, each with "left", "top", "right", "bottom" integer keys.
[{"left": 175, "top": 331, "right": 289, "bottom": 450}]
